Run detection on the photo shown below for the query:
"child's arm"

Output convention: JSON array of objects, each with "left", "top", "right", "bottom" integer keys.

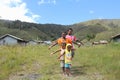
[
  {"left": 76, "top": 39, "right": 84, "bottom": 45},
  {"left": 72, "top": 41, "right": 81, "bottom": 47},
  {"left": 67, "top": 57, "right": 72, "bottom": 60},
  {"left": 48, "top": 41, "right": 58, "bottom": 50},
  {"left": 50, "top": 49, "right": 61, "bottom": 55},
  {"left": 57, "top": 51, "right": 65, "bottom": 59}
]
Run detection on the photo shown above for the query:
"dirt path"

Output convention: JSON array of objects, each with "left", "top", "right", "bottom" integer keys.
[
  {"left": 8, "top": 62, "right": 105, "bottom": 80},
  {"left": 60, "top": 72, "right": 104, "bottom": 80},
  {"left": 9, "top": 62, "right": 42, "bottom": 80},
  {"left": 9, "top": 72, "right": 104, "bottom": 80}
]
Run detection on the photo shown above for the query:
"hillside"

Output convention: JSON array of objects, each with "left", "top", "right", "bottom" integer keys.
[
  {"left": 0, "top": 19, "right": 68, "bottom": 41},
  {"left": 71, "top": 19, "right": 120, "bottom": 41},
  {"left": 0, "top": 19, "right": 120, "bottom": 41}
]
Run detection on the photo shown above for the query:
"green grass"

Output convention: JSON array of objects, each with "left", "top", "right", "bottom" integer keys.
[
  {"left": 75, "top": 43, "right": 120, "bottom": 80},
  {"left": 0, "top": 43, "right": 120, "bottom": 80}
]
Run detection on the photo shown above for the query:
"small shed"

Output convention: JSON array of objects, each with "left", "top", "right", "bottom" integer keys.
[
  {"left": 111, "top": 34, "right": 120, "bottom": 42},
  {"left": 0, "top": 34, "right": 28, "bottom": 45},
  {"left": 28, "top": 40, "right": 38, "bottom": 45},
  {"left": 28, "top": 40, "right": 44, "bottom": 45},
  {"left": 44, "top": 41, "right": 52, "bottom": 45}
]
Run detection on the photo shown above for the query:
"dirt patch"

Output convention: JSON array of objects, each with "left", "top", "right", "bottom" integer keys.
[
  {"left": 9, "top": 62, "right": 42, "bottom": 80},
  {"left": 9, "top": 73, "right": 41, "bottom": 80}
]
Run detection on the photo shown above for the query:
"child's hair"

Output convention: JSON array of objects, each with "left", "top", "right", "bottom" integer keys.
[
  {"left": 66, "top": 43, "right": 72, "bottom": 48},
  {"left": 68, "top": 28, "right": 73, "bottom": 31},
  {"left": 61, "top": 42, "right": 66, "bottom": 47},
  {"left": 61, "top": 31, "right": 67, "bottom": 34}
]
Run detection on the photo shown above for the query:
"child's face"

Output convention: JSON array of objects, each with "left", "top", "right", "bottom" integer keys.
[
  {"left": 61, "top": 32, "right": 66, "bottom": 38},
  {"left": 68, "top": 30, "right": 73, "bottom": 35},
  {"left": 61, "top": 43, "right": 66, "bottom": 49},
  {"left": 67, "top": 45, "right": 72, "bottom": 50},
  {"left": 62, "top": 45, "right": 66, "bottom": 49}
]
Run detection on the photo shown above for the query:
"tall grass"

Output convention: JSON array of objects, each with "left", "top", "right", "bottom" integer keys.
[
  {"left": 0, "top": 43, "right": 120, "bottom": 80},
  {"left": 74, "top": 43, "right": 120, "bottom": 80}
]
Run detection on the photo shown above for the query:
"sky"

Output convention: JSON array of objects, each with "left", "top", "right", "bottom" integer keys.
[{"left": 0, "top": 0, "right": 120, "bottom": 25}]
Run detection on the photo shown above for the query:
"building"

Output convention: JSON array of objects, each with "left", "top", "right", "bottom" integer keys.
[
  {"left": 28, "top": 40, "right": 38, "bottom": 45},
  {"left": 0, "top": 34, "right": 28, "bottom": 45},
  {"left": 28, "top": 40, "right": 44, "bottom": 45},
  {"left": 111, "top": 34, "right": 120, "bottom": 42}
]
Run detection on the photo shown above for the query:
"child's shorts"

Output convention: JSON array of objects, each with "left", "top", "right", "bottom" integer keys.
[{"left": 65, "top": 63, "right": 71, "bottom": 68}]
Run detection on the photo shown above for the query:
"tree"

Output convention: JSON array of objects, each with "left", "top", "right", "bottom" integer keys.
[
  {"left": 86, "top": 34, "right": 96, "bottom": 41},
  {"left": 13, "top": 20, "right": 22, "bottom": 30}
]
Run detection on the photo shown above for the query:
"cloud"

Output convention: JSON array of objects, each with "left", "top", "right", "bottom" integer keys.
[
  {"left": 0, "top": 0, "right": 40, "bottom": 23},
  {"left": 38, "top": 0, "right": 44, "bottom": 5},
  {"left": 38, "top": 0, "right": 56, "bottom": 5},
  {"left": 89, "top": 10, "right": 95, "bottom": 14}
]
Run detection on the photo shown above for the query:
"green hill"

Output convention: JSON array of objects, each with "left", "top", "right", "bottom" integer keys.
[
  {"left": 71, "top": 19, "right": 120, "bottom": 41},
  {"left": 0, "top": 19, "right": 120, "bottom": 41},
  {"left": 0, "top": 19, "right": 68, "bottom": 40}
]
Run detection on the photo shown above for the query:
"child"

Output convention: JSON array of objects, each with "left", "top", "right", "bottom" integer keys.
[
  {"left": 58, "top": 43, "right": 72, "bottom": 76},
  {"left": 66, "top": 28, "right": 83, "bottom": 59},
  {"left": 49, "top": 32, "right": 72, "bottom": 75},
  {"left": 50, "top": 42, "right": 66, "bottom": 75}
]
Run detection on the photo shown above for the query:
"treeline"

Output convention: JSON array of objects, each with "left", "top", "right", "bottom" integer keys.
[
  {"left": 0, "top": 19, "right": 68, "bottom": 40},
  {"left": 0, "top": 19, "right": 120, "bottom": 41}
]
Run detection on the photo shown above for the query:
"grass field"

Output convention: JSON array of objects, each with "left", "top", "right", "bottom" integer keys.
[{"left": 0, "top": 43, "right": 120, "bottom": 80}]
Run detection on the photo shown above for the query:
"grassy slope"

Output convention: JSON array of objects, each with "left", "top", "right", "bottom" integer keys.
[
  {"left": 0, "top": 43, "right": 120, "bottom": 80},
  {"left": 72, "top": 19, "right": 120, "bottom": 41},
  {"left": 1, "top": 19, "right": 120, "bottom": 41}
]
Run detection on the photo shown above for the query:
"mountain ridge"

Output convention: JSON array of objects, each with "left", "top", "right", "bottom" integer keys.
[{"left": 0, "top": 19, "right": 120, "bottom": 41}]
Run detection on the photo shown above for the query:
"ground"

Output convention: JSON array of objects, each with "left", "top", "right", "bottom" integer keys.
[{"left": 9, "top": 62, "right": 105, "bottom": 80}]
